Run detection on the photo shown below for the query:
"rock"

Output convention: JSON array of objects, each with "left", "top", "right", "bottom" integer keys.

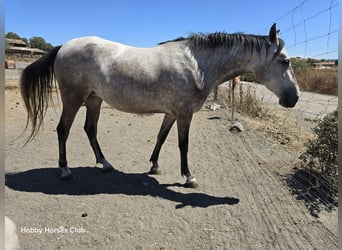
[{"left": 229, "top": 122, "right": 244, "bottom": 132}]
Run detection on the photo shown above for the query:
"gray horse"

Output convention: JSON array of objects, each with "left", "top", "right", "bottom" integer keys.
[{"left": 20, "top": 24, "right": 299, "bottom": 188}]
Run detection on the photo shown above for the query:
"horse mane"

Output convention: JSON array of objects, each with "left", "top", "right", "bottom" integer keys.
[
  {"left": 158, "top": 36, "right": 187, "bottom": 45},
  {"left": 159, "top": 32, "right": 284, "bottom": 56}
]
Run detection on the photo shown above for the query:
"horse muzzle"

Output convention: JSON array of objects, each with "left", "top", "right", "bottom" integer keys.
[
  {"left": 279, "top": 94, "right": 299, "bottom": 108},
  {"left": 277, "top": 84, "right": 300, "bottom": 108}
]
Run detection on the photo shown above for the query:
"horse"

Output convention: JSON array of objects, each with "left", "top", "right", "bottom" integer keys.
[{"left": 20, "top": 23, "right": 299, "bottom": 188}]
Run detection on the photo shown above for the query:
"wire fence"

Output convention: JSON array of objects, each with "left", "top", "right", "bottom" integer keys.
[
  {"left": 216, "top": 0, "right": 339, "bottom": 216},
  {"left": 260, "top": 0, "right": 338, "bottom": 59},
  {"left": 214, "top": 78, "right": 337, "bottom": 217}
]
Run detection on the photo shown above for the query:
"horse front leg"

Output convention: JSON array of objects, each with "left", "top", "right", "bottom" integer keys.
[
  {"left": 149, "top": 114, "right": 175, "bottom": 174},
  {"left": 177, "top": 114, "right": 199, "bottom": 188}
]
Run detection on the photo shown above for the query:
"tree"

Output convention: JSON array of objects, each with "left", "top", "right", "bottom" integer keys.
[
  {"left": 29, "top": 36, "right": 53, "bottom": 51},
  {"left": 22, "top": 38, "right": 29, "bottom": 46},
  {"left": 5, "top": 32, "right": 29, "bottom": 46},
  {"left": 5, "top": 32, "right": 21, "bottom": 40},
  {"left": 290, "top": 57, "right": 313, "bottom": 73}
]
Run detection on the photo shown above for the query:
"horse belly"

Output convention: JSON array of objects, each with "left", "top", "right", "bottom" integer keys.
[
  {"left": 97, "top": 83, "right": 173, "bottom": 114},
  {"left": 96, "top": 59, "right": 186, "bottom": 114}
]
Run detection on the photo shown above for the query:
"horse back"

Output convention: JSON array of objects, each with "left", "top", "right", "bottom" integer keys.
[{"left": 54, "top": 36, "right": 207, "bottom": 115}]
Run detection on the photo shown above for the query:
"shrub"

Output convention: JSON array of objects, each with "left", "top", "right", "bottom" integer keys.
[
  {"left": 299, "top": 110, "right": 338, "bottom": 193},
  {"left": 219, "top": 83, "right": 271, "bottom": 119}
]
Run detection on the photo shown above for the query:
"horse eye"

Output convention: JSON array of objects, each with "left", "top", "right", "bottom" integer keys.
[{"left": 282, "top": 59, "right": 290, "bottom": 65}]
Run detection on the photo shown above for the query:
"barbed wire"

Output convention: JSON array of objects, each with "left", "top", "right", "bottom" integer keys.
[
  {"left": 287, "top": 30, "right": 338, "bottom": 49},
  {"left": 215, "top": 79, "right": 338, "bottom": 216},
  {"left": 262, "top": 0, "right": 338, "bottom": 59},
  {"left": 225, "top": 1, "right": 339, "bottom": 214},
  {"left": 312, "top": 49, "right": 338, "bottom": 58},
  {"left": 280, "top": 2, "right": 338, "bottom": 35},
  {"left": 260, "top": 0, "right": 308, "bottom": 32}
]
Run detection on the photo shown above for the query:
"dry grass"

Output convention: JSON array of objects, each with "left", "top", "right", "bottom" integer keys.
[
  {"left": 241, "top": 64, "right": 338, "bottom": 96},
  {"left": 216, "top": 84, "right": 337, "bottom": 214},
  {"left": 296, "top": 68, "right": 338, "bottom": 96},
  {"left": 218, "top": 84, "right": 272, "bottom": 118},
  {"left": 217, "top": 84, "right": 314, "bottom": 149}
]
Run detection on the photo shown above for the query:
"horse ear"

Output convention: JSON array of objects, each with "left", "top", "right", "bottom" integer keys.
[{"left": 269, "top": 23, "right": 279, "bottom": 46}]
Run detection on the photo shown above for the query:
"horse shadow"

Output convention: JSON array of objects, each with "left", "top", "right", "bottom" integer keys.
[{"left": 5, "top": 167, "right": 239, "bottom": 209}]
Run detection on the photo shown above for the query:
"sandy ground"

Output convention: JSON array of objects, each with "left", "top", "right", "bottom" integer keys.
[{"left": 5, "top": 66, "right": 338, "bottom": 249}]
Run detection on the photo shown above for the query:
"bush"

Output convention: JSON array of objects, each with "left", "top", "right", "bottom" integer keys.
[
  {"left": 218, "top": 83, "right": 271, "bottom": 119},
  {"left": 299, "top": 110, "right": 338, "bottom": 193}
]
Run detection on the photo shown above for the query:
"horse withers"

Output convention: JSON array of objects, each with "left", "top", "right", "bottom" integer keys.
[{"left": 20, "top": 24, "right": 299, "bottom": 188}]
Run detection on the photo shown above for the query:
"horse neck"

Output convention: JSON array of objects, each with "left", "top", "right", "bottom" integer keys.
[{"left": 193, "top": 45, "right": 265, "bottom": 87}]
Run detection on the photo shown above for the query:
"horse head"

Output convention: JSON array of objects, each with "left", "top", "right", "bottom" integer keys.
[{"left": 255, "top": 24, "right": 300, "bottom": 108}]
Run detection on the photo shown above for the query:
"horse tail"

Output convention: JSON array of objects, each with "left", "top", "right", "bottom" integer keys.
[{"left": 20, "top": 45, "right": 62, "bottom": 143}]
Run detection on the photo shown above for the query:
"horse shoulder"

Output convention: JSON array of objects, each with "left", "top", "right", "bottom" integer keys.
[
  {"left": 153, "top": 44, "right": 204, "bottom": 90},
  {"left": 181, "top": 48, "right": 205, "bottom": 90},
  {"left": 186, "top": 59, "right": 205, "bottom": 90}
]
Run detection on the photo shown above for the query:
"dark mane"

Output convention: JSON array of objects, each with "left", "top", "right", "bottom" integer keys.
[
  {"left": 189, "top": 32, "right": 270, "bottom": 50},
  {"left": 159, "top": 32, "right": 284, "bottom": 55},
  {"left": 158, "top": 36, "right": 187, "bottom": 45}
]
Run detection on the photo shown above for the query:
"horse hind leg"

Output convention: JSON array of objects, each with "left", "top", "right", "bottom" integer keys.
[
  {"left": 57, "top": 98, "right": 84, "bottom": 180},
  {"left": 84, "top": 93, "right": 114, "bottom": 172}
]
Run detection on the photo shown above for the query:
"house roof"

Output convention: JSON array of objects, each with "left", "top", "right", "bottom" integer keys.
[
  {"left": 5, "top": 38, "right": 27, "bottom": 47},
  {"left": 5, "top": 46, "right": 46, "bottom": 55}
]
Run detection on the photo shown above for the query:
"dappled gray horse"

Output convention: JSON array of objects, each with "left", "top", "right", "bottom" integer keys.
[{"left": 20, "top": 24, "right": 299, "bottom": 188}]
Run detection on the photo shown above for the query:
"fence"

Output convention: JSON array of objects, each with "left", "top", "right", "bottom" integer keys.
[
  {"left": 260, "top": 0, "right": 338, "bottom": 60},
  {"left": 218, "top": 0, "right": 339, "bottom": 216},
  {"left": 214, "top": 79, "right": 337, "bottom": 217}
]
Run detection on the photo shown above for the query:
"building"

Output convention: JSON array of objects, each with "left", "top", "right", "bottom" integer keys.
[
  {"left": 5, "top": 38, "right": 46, "bottom": 57},
  {"left": 312, "top": 61, "right": 337, "bottom": 69}
]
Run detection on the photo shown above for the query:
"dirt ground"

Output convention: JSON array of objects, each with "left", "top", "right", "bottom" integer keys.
[{"left": 5, "top": 72, "right": 338, "bottom": 249}]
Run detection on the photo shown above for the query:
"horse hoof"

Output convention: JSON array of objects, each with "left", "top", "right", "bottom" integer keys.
[
  {"left": 60, "top": 167, "right": 72, "bottom": 180},
  {"left": 61, "top": 174, "right": 74, "bottom": 182},
  {"left": 184, "top": 177, "right": 199, "bottom": 188},
  {"left": 149, "top": 166, "right": 161, "bottom": 175},
  {"left": 101, "top": 165, "right": 114, "bottom": 173},
  {"left": 96, "top": 162, "right": 114, "bottom": 172},
  {"left": 102, "top": 167, "right": 114, "bottom": 173}
]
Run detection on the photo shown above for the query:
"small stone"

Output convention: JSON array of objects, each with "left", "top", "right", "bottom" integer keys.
[{"left": 229, "top": 122, "right": 244, "bottom": 132}]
